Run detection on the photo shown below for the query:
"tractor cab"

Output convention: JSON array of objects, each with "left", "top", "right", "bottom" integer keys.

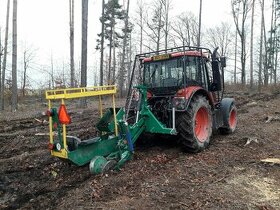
[
  {"left": 125, "top": 46, "right": 226, "bottom": 129},
  {"left": 142, "top": 51, "right": 210, "bottom": 96}
]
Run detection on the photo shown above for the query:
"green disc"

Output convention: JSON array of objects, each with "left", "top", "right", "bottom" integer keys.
[{"left": 89, "top": 156, "right": 107, "bottom": 174}]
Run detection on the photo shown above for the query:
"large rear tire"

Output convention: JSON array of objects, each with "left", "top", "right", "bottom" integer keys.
[{"left": 177, "top": 96, "right": 213, "bottom": 153}]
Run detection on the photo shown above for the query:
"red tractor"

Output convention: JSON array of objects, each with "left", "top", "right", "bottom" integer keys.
[{"left": 126, "top": 45, "right": 237, "bottom": 152}]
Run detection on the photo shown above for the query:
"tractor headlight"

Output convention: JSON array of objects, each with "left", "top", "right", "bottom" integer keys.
[{"left": 173, "top": 97, "right": 186, "bottom": 110}]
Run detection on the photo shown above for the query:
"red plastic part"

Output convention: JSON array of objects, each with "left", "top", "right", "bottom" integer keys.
[
  {"left": 48, "top": 143, "right": 54, "bottom": 150},
  {"left": 58, "top": 104, "right": 71, "bottom": 125},
  {"left": 46, "top": 110, "right": 52, "bottom": 117},
  {"left": 53, "top": 122, "right": 58, "bottom": 129}
]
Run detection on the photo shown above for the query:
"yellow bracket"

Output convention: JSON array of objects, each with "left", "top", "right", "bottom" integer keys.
[
  {"left": 46, "top": 85, "right": 116, "bottom": 100},
  {"left": 51, "top": 149, "right": 68, "bottom": 159},
  {"left": 46, "top": 85, "right": 119, "bottom": 160}
]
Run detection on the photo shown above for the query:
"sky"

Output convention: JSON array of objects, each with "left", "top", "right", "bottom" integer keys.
[{"left": 0, "top": 0, "right": 270, "bottom": 88}]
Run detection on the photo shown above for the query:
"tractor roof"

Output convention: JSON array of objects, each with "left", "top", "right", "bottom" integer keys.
[{"left": 143, "top": 50, "right": 209, "bottom": 63}]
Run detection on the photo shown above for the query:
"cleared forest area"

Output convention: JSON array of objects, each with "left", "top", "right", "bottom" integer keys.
[{"left": 0, "top": 89, "right": 279, "bottom": 209}]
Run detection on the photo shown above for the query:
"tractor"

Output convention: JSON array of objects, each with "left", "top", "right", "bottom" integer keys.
[{"left": 45, "top": 46, "right": 237, "bottom": 174}]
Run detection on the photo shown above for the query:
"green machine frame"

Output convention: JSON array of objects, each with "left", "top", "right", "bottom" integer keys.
[{"left": 46, "top": 85, "right": 176, "bottom": 174}]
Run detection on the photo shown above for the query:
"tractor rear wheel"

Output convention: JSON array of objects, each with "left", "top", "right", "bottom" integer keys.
[
  {"left": 219, "top": 104, "right": 237, "bottom": 134},
  {"left": 177, "top": 96, "right": 212, "bottom": 153}
]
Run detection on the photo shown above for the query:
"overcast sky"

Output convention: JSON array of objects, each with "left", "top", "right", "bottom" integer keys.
[{"left": 0, "top": 0, "right": 271, "bottom": 87}]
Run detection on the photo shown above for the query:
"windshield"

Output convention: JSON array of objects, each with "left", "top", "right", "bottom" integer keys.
[{"left": 143, "top": 56, "right": 202, "bottom": 88}]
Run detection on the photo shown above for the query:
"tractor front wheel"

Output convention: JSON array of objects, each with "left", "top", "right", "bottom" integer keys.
[{"left": 177, "top": 96, "right": 212, "bottom": 153}]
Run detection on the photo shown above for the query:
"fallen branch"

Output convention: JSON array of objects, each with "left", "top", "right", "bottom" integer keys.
[
  {"left": 260, "top": 158, "right": 280, "bottom": 165},
  {"left": 35, "top": 132, "right": 58, "bottom": 136},
  {"left": 265, "top": 116, "right": 280, "bottom": 123},
  {"left": 34, "top": 118, "right": 48, "bottom": 125}
]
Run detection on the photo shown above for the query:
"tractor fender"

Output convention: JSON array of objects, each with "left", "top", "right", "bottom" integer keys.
[
  {"left": 220, "top": 98, "right": 235, "bottom": 126},
  {"left": 177, "top": 86, "right": 215, "bottom": 108}
]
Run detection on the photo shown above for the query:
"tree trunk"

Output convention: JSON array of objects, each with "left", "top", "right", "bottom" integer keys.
[
  {"left": 140, "top": 2, "right": 143, "bottom": 54},
  {"left": 80, "top": 0, "right": 88, "bottom": 107},
  {"left": 156, "top": 4, "right": 163, "bottom": 51},
  {"left": 269, "top": 0, "right": 274, "bottom": 84},
  {"left": 119, "top": 0, "right": 130, "bottom": 97},
  {"left": 250, "top": 0, "right": 255, "bottom": 89},
  {"left": 164, "top": 0, "right": 170, "bottom": 50},
  {"left": 234, "top": 29, "right": 237, "bottom": 84},
  {"left": 99, "top": 0, "right": 105, "bottom": 86},
  {"left": 108, "top": 25, "right": 113, "bottom": 84},
  {"left": 11, "top": 0, "right": 18, "bottom": 112},
  {"left": 258, "top": 0, "right": 265, "bottom": 92},
  {"left": 274, "top": 45, "right": 278, "bottom": 84},
  {"left": 1, "top": 0, "right": 10, "bottom": 111},
  {"left": 127, "top": 33, "right": 132, "bottom": 88},
  {"left": 22, "top": 51, "right": 27, "bottom": 97},
  {"left": 262, "top": 0, "right": 268, "bottom": 86},
  {"left": 273, "top": 2, "right": 277, "bottom": 84},
  {"left": 70, "top": 0, "right": 75, "bottom": 87},
  {"left": 241, "top": 2, "right": 246, "bottom": 85},
  {"left": 51, "top": 55, "right": 54, "bottom": 88},
  {"left": 198, "top": 0, "right": 202, "bottom": 47}
]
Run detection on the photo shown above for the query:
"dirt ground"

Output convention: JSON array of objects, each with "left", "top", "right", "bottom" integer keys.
[{"left": 0, "top": 91, "right": 280, "bottom": 210}]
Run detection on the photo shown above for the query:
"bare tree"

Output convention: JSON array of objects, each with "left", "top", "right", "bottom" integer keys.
[
  {"left": 119, "top": 0, "right": 130, "bottom": 97},
  {"left": 206, "top": 22, "right": 233, "bottom": 56},
  {"left": 69, "top": 0, "right": 75, "bottom": 87},
  {"left": 250, "top": 0, "right": 255, "bottom": 88},
  {"left": 11, "top": 0, "right": 18, "bottom": 111},
  {"left": 145, "top": 1, "right": 164, "bottom": 51},
  {"left": 161, "top": 0, "right": 172, "bottom": 50},
  {"left": 234, "top": 28, "right": 238, "bottom": 84},
  {"left": 136, "top": 0, "right": 145, "bottom": 54},
  {"left": 80, "top": 0, "right": 88, "bottom": 107},
  {"left": 1, "top": 0, "right": 10, "bottom": 110},
  {"left": 171, "top": 12, "right": 198, "bottom": 46},
  {"left": 50, "top": 54, "right": 55, "bottom": 88},
  {"left": 258, "top": 0, "right": 265, "bottom": 91},
  {"left": 99, "top": 0, "right": 105, "bottom": 85},
  {"left": 231, "top": 0, "right": 251, "bottom": 85},
  {"left": 198, "top": 0, "right": 202, "bottom": 47},
  {"left": 22, "top": 47, "right": 35, "bottom": 97}
]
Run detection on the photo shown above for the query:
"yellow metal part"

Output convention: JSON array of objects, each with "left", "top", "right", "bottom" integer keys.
[
  {"left": 112, "top": 94, "right": 118, "bottom": 136},
  {"left": 46, "top": 85, "right": 119, "bottom": 160},
  {"left": 46, "top": 85, "right": 116, "bottom": 100},
  {"left": 51, "top": 149, "right": 68, "bottom": 159},
  {"left": 48, "top": 99, "right": 53, "bottom": 144}
]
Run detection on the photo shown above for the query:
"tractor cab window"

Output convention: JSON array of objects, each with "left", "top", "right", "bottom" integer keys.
[
  {"left": 144, "top": 58, "right": 183, "bottom": 88},
  {"left": 143, "top": 56, "right": 207, "bottom": 88}
]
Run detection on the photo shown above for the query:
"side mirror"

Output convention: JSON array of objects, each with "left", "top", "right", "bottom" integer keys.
[
  {"left": 210, "top": 60, "right": 222, "bottom": 91},
  {"left": 220, "top": 57, "right": 226, "bottom": 68}
]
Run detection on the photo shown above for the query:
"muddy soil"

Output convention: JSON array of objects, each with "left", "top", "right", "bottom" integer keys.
[{"left": 0, "top": 92, "right": 279, "bottom": 210}]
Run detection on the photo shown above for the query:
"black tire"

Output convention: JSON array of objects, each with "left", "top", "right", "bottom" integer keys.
[
  {"left": 177, "top": 96, "right": 213, "bottom": 153},
  {"left": 219, "top": 104, "right": 237, "bottom": 135}
]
